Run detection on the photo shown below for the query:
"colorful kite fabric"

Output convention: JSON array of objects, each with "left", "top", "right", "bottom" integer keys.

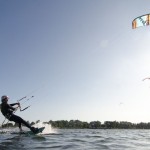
[{"left": 132, "top": 14, "right": 150, "bottom": 29}]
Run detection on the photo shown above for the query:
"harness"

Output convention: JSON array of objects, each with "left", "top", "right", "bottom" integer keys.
[
  {"left": 5, "top": 113, "right": 12, "bottom": 120},
  {"left": 1, "top": 103, "right": 13, "bottom": 119}
]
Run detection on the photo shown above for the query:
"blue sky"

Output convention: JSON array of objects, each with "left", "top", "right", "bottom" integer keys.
[{"left": 1, "top": 0, "right": 150, "bottom": 123}]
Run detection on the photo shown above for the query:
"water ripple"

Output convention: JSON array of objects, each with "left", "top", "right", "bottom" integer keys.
[{"left": 1, "top": 129, "right": 150, "bottom": 149}]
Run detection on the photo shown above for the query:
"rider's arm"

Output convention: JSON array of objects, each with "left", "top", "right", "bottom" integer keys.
[
  {"left": 10, "top": 103, "right": 19, "bottom": 106},
  {"left": 8, "top": 104, "right": 16, "bottom": 111}
]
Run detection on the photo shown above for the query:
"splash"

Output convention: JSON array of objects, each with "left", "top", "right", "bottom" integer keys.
[
  {"left": 0, "top": 128, "right": 9, "bottom": 134},
  {"left": 32, "top": 122, "right": 57, "bottom": 134}
]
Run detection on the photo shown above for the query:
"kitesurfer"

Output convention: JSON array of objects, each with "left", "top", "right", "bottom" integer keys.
[{"left": 0, "top": 95, "right": 38, "bottom": 133}]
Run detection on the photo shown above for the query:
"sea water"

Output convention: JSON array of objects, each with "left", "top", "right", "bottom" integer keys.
[{"left": 0, "top": 125, "right": 150, "bottom": 150}]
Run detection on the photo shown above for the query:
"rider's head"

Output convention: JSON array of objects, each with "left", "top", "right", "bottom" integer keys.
[{"left": 1, "top": 95, "right": 9, "bottom": 103}]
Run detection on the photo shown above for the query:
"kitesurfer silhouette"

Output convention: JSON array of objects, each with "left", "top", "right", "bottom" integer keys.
[{"left": 0, "top": 95, "right": 38, "bottom": 133}]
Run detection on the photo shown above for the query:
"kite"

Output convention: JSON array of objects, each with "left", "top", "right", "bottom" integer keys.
[
  {"left": 132, "top": 14, "right": 150, "bottom": 29},
  {"left": 142, "top": 77, "right": 150, "bottom": 81}
]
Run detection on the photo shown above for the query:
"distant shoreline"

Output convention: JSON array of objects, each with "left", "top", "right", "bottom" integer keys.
[{"left": 1, "top": 120, "right": 150, "bottom": 129}]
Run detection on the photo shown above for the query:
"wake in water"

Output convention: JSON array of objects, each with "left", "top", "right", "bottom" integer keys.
[{"left": 0, "top": 122, "right": 57, "bottom": 135}]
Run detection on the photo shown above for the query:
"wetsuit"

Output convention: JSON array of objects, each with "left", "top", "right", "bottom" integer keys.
[{"left": 1, "top": 102, "right": 32, "bottom": 130}]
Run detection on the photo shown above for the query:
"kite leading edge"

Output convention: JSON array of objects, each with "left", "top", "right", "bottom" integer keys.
[{"left": 132, "top": 14, "right": 150, "bottom": 29}]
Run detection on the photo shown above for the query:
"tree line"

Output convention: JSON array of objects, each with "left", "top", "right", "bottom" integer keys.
[{"left": 2, "top": 120, "right": 150, "bottom": 129}]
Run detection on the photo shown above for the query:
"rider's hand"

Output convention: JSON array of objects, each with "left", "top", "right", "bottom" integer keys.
[
  {"left": 18, "top": 103, "right": 20, "bottom": 107},
  {"left": 14, "top": 107, "right": 18, "bottom": 111}
]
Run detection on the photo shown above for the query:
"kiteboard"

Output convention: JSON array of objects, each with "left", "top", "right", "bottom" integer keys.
[
  {"left": 28, "top": 127, "right": 45, "bottom": 135},
  {"left": 11, "top": 127, "right": 45, "bottom": 135}
]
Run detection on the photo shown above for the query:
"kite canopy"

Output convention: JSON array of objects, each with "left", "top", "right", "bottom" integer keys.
[{"left": 132, "top": 14, "right": 150, "bottom": 29}]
